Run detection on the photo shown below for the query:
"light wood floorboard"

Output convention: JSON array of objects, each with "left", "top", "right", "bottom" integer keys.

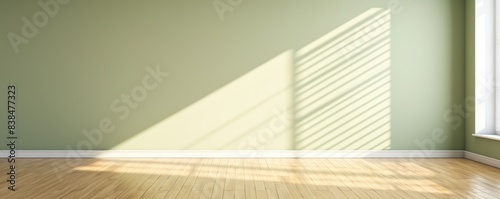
[{"left": 0, "top": 158, "right": 499, "bottom": 198}]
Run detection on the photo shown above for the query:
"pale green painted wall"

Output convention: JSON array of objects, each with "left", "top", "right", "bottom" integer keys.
[
  {"left": 465, "top": 0, "right": 500, "bottom": 160},
  {"left": 0, "top": 0, "right": 465, "bottom": 150}
]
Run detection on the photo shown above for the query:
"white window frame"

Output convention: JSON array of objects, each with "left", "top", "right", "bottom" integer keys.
[{"left": 474, "top": 0, "right": 500, "bottom": 140}]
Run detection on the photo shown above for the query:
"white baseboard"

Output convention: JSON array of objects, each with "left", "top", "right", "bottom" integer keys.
[
  {"left": 0, "top": 150, "right": 464, "bottom": 158},
  {"left": 464, "top": 151, "right": 500, "bottom": 168}
]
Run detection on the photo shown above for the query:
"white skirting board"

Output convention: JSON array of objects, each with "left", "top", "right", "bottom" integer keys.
[
  {"left": 3, "top": 150, "right": 498, "bottom": 168},
  {"left": 464, "top": 151, "right": 500, "bottom": 169},
  {"left": 1, "top": 150, "right": 464, "bottom": 158}
]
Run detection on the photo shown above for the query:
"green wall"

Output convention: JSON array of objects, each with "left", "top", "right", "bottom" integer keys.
[
  {"left": 465, "top": 0, "right": 500, "bottom": 160},
  {"left": 0, "top": 0, "right": 465, "bottom": 151}
]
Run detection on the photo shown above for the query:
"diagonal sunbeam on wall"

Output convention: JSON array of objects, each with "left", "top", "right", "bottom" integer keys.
[{"left": 293, "top": 8, "right": 392, "bottom": 150}]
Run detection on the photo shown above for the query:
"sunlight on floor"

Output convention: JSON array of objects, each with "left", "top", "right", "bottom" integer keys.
[{"left": 70, "top": 158, "right": 467, "bottom": 196}]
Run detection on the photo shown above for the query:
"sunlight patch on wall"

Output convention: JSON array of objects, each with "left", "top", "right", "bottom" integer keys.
[
  {"left": 293, "top": 8, "right": 392, "bottom": 150},
  {"left": 111, "top": 51, "right": 294, "bottom": 150},
  {"left": 110, "top": 8, "right": 392, "bottom": 151}
]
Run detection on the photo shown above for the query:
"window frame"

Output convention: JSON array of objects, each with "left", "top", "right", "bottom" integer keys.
[{"left": 474, "top": 0, "right": 500, "bottom": 138}]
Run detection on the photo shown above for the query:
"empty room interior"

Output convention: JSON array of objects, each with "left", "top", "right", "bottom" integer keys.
[{"left": 1, "top": 0, "right": 500, "bottom": 198}]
